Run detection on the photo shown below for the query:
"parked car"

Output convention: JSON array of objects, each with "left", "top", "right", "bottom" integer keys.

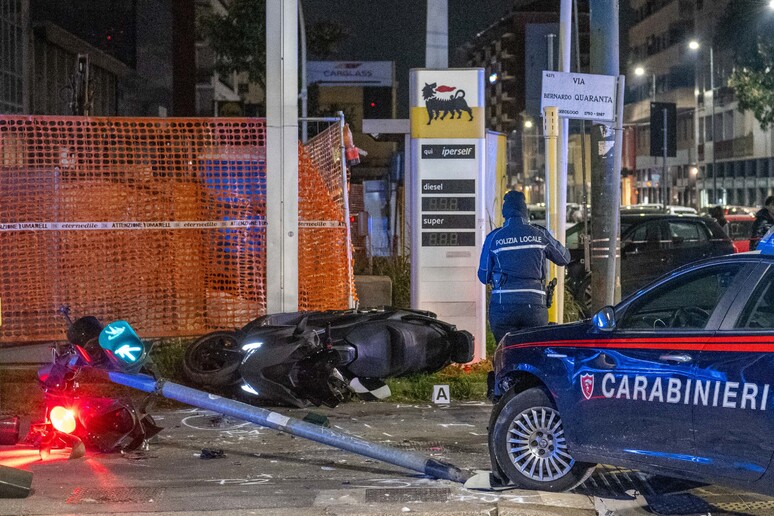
[
  {"left": 527, "top": 204, "right": 546, "bottom": 226},
  {"left": 565, "top": 214, "right": 735, "bottom": 315},
  {"left": 527, "top": 203, "right": 583, "bottom": 228},
  {"left": 726, "top": 214, "right": 756, "bottom": 252},
  {"left": 620, "top": 204, "right": 698, "bottom": 215},
  {"left": 700, "top": 205, "right": 757, "bottom": 217},
  {"left": 488, "top": 234, "right": 774, "bottom": 494}
]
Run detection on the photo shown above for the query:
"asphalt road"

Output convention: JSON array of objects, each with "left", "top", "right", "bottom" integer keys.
[{"left": 2, "top": 401, "right": 773, "bottom": 515}]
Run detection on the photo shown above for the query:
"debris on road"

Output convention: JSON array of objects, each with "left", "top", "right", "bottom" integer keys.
[{"left": 200, "top": 448, "right": 226, "bottom": 459}]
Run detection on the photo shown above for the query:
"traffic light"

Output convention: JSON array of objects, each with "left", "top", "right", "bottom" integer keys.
[
  {"left": 650, "top": 102, "right": 677, "bottom": 157},
  {"left": 98, "top": 320, "right": 147, "bottom": 373},
  {"left": 363, "top": 87, "right": 392, "bottom": 119},
  {"left": 49, "top": 406, "right": 77, "bottom": 434}
]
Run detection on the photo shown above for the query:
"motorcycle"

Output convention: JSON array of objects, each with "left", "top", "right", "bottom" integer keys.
[
  {"left": 28, "top": 307, "right": 162, "bottom": 457},
  {"left": 182, "top": 308, "right": 475, "bottom": 408}
]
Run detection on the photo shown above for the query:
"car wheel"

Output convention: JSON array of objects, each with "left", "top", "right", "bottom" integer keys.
[
  {"left": 183, "top": 331, "right": 242, "bottom": 387},
  {"left": 489, "top": 387, "right": 595, "bottom": 491}
]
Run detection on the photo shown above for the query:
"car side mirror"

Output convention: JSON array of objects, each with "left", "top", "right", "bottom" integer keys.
[
  {"left": 672, "top": 236, "right": 685, "bottom": 245},
  {"left": 593, "top": 306, "right": 616, "bottom": 331}
]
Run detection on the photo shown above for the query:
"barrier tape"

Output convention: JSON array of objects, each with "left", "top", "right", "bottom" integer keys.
[{"left": 0, "top": 220, "right": 346, "bottom": 231}]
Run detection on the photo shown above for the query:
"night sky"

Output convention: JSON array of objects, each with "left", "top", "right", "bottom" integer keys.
[{"left": 303, "top": 0, "right": 516, "bottom": 116}]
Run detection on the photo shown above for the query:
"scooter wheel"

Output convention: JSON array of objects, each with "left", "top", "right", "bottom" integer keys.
[{"left": 183, "top": 331, "right": 241, "bottom": 387}]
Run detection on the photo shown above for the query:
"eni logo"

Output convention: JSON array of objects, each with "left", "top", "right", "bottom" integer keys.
[{"left": 422, "top": 83, "right": 474, "bottom": 125}]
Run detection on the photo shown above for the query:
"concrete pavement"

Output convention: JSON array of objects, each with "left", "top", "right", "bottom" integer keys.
[{"left": 1, "top": 401, "right": 772, "bottom": 515}]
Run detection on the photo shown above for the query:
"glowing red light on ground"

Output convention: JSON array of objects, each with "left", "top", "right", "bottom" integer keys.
[{"left": 50, "top": 406, "right": 77, "bottom": 434}]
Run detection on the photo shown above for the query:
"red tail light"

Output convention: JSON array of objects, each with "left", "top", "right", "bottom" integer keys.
[
  {"left": 732, "top": 242, "right": 740, "bottom": 253},
  {"left": 49, "top": 406, "right": 77, "bottom": 434}
]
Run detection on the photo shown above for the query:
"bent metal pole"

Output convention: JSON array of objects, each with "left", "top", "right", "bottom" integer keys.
[{"left": 108, "top": 372, "right": 471, "bottom": 484}]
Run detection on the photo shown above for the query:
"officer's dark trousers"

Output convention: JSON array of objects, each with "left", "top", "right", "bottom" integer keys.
[{"left": 489, "top": 303, "right": 548, "bottom": 344}]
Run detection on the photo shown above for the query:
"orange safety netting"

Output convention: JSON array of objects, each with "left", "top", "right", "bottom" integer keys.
[{"left": 0, "top": 116, "right": 355, "bottom": 344}]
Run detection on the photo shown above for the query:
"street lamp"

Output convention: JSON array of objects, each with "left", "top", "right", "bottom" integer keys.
[
  {"left": 634, "top": 65, "right": 656, "bottom": 101},
  {"left": 689, "top": 165, "right": 700, "bottom": 209},
  {"left": 633, "top": 65, "right": 659, "bottom": 203},
  {"left": 521, "top": 117, "right": 541, "bottom": 200},
  {"left": 688, "top": 39, "right": 717, "bottom": 205}
]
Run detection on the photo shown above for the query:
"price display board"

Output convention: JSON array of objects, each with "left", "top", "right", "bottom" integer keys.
[{"left": 409, "top": 68, "right": 486, "bottom": 360}]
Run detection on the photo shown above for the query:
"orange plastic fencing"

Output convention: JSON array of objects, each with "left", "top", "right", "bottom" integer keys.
[{"left": 0, "top": 116, "right": 355, "bottom": 344}]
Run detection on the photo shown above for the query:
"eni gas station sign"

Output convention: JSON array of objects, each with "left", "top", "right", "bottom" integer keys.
[{"left": 409, "top": 68, "right": 486, "bottom": 360}]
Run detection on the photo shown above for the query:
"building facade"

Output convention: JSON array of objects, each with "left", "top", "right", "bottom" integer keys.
[
  {"left": 0, "top": 0, "right": 176, "bottom": 116},
  {"left": 457, "top": 0, "right": 590, "bottom": 204},
  {"left": 0, "top": 0, "right": 30, "bottom": 113},
  {"left": 625, "top": 0, "right": 774, "bottom": 209}
]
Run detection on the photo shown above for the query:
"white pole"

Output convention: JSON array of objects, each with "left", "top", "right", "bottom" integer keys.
[
  {"left": 554, "top": 0, "right": 572, "bottom": 323},
  {"left": 425, "top": 0, "right": 448, "bottom": 68},
  {"left": 266, "top": 0, "right": 299, "bottom": 313},
  {"left": 338, "top": 113, "right": 355, "bottom": 308},
  {"left": 299, "top": 1, "right": 308, "bottom": 143},
  {"left": 710, "top": 46, "right": 717, "bottom": 204},
  {"left": 609, "top": 77, "right": 625, "bottom": 306}
]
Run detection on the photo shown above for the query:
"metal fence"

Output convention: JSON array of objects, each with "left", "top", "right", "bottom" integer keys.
[{"left": 0, "top": 115, "right": 355, "bottom": 344}]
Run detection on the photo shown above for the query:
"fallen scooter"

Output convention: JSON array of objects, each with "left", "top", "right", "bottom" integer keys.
[
  {"left": 13, "top": 312, "right": 473, "bottom": 484},
  {"left": 183, "top": 308, "right": 474, "bottom": 408},
  {"left": 58, "top": 316, "right": 471, "bottom": 483}
]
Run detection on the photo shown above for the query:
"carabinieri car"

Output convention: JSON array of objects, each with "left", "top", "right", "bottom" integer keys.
[{"left": 488, "top": 229, "right": 774, "bottom": 495}]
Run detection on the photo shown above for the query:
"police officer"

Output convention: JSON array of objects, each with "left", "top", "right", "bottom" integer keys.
[
  {"left": 477, "top": 191, "right": 571, "bottom": 343},
  {"left": 750, "top": 196, "right": 774, "bottom": 251}
]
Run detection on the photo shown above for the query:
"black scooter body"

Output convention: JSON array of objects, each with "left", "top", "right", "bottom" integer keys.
[{"left": 184, "top": 308, "right": 474, "bottom": 408}]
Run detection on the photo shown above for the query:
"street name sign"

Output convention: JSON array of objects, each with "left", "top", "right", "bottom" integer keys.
[{"left": 541, "top": 71, "right": 618, "bottom": 122}]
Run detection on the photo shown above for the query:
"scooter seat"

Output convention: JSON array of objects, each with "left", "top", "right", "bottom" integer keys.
[
  {"left": 343, "top": 324, "right": 394, "bottom": 378},
  {"left": 344, "top": 322, "right": 425, "bottom": 378}
]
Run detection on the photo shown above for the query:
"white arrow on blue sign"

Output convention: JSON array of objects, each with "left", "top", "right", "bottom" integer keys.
[{"left": 115, "top": 344, "right": 142, "bottom": 362}]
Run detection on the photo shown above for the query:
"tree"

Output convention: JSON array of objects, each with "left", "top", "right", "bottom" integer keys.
[
  {"left": 198, "top": 0, "right": 348, "bottom": 92},
  {"left": 715, "top": 0, "right": 774, "bottom": 129},
  {"left": 306, "top": 20, "right": 349, "bottom": 60},
  {"left": 199, "top": 0, "right": 267, "bottom": 89}
]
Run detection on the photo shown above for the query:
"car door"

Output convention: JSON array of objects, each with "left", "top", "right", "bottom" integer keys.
[
  {"left": 572, "top": 261, "right": 749, "bottom": 470},
  {"left": 620, "top": 220, "right": 669, "bottom": 295},
  {"left": 694, "top": 261, "right": 774, "bottom": 481}
]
